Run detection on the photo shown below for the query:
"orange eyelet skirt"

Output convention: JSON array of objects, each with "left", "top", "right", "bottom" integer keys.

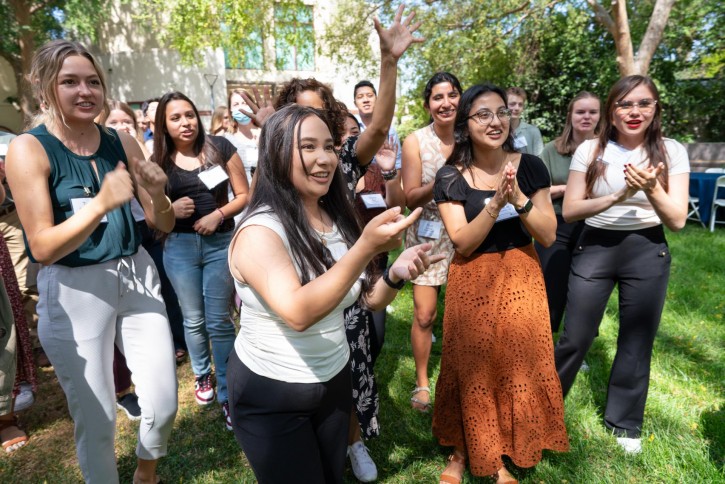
[{"left": 432, "top": 244, "right": 569, "bottom": 476}]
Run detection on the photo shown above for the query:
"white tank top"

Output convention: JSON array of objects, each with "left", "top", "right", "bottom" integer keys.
[{"left": 229, "top": 209, "right": 361, "bottom": 383}]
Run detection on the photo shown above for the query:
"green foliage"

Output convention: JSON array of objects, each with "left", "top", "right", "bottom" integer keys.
[{"left": 322, "top": 0, "right": 723, "bottom": 143}]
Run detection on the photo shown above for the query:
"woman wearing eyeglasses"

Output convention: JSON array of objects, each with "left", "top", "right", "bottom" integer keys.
[
  {"left": 432, "top": 84, "right": 568, "bottom": 484},
  {"left": 554, "top": 75, "right": 689, "bottom": 454}
]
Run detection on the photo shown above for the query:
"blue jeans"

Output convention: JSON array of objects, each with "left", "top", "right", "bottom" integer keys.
[{"left": 164, "top": 231, "right": 236, "bottom": 403}]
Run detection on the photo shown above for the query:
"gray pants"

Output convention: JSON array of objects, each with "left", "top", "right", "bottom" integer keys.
[
  {"left": 38, "top": 248, "right": 178, "bottom": 483},
  {"left": 0, "top": 278, "right": 17, "bottom": 416}
]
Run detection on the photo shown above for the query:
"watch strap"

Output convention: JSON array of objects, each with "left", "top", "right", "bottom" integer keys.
[
  {"left": 515, "top": 198, "right": 533, "bottom": 214},
  {"left": 382, "top": 267, "right": 406, "bottom": 290}
]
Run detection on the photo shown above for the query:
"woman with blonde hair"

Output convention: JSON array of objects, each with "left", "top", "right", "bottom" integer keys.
[
  {"left": 5, "top": 39, "right": 177, "bottom": 483},
  {"left": 535, "top": 91, "right": 601, "bottom": 332},
  {"left": 210, "top": 105, "right": 231, "bottom": 136}
]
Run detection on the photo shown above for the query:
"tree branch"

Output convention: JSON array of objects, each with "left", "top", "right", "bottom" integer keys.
[
  {"left": 586, "top": 0, "right": 615, "bottom": 36},
  {"left": 635, "top": 0, "right": 676, "bottom": 74},
  {"left": 29, "top": 0, "right": 53, "bottom": 15}
]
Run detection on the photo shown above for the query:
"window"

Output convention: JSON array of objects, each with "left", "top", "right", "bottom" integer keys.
[
  {"left": 224, "top": 29, "right": 265, "bottom": 70},
  {"left": 274, "top": 4, "right": 315, "bottom": 71}
]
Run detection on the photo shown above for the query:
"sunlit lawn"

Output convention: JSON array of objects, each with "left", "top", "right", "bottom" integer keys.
[{"left": 1, "top": 222, "right": 723, "bottom": 483}]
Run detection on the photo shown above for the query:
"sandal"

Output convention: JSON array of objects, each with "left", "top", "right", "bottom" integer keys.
[
  {"left": 411, "top": 386, "right": 432, "bottom": 413},
  {"left": 440, "top": 453, "right": 466, "bottom": 483},
  {"left": 0, "top": 416, "right": 28, "bottom": 453}
]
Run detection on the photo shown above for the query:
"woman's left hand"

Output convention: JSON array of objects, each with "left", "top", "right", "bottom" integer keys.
[
  {"left": 375, "top": 4, "right": 424, "bottom": 61},
  {"left": 134, "top": 158, "right": 168, "bottom": 198},
  {"left": 193, "top": 211, "right": 222, "bottom": 235},
  {"left": 624, "top": 162, "right": 664, "bottom": 193},
  {"left": 388, "top": 242, "right": 446, "bottom": 283}
]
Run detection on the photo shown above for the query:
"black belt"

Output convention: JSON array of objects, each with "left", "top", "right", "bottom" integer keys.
[{"left": 0, "top": 205, "right": 16, "bottom": 217}]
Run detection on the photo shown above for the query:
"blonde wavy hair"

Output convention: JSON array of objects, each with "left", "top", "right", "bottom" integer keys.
[{"left": 29, "top": 40, "right": 110, "bottom": 129}]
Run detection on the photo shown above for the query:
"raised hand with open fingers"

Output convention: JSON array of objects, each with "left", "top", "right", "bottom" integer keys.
[
  {"left": 240, "top": 86, "right": 276, "bottom": 128},
  {"left": 375, "top": 136, "right": 398, "bottom": 172},
  {"left": 374, "top": 4, "right": 425, "bottom": 61}
]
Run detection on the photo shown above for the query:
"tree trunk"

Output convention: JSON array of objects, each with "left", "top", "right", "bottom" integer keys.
[
  {"left": 587, "top": 0, "right": 677, "bottom": 77},
  {"left": 9, "top": 0, "right": 38, "bottom": 128}
]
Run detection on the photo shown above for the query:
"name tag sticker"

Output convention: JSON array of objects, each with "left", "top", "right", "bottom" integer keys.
[
  {"left": 513, "top": 135, "right": 528, "bottom": 150},
  {"left": 71, "top": 197, "right": 108, "bottom": 222},
  {"left": 360, "top": 193, "right": 387, "bottom": 209},
  {"left": 0, "top": 144, "right": 8, "bottom": 157},
  {"left": 485, "top": 198, "right": 518, "bottom": 223},
  {"left": 198, "top": 165, "right": 229, "bottom": 189},
  {"left": 418, "top": 219, "right": 442, "bottom": 239}
]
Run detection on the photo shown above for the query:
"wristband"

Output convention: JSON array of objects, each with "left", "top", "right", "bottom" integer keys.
[
  {"left": 382, "top": 267, "right": 406, "bottom": 290},
  {"left": 381, "top": 168, "right": 398, "bottom": 181},
  {"left": 216, "top": 208, "right": 225, "bottom": 226},
  {"left": 515, "top": 198, "right": 533, "bottom": 214}
]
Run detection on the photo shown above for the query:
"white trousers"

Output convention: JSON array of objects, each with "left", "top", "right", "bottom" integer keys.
[{"left": 37, "top": 247, "right": 178, "bottom": 483}]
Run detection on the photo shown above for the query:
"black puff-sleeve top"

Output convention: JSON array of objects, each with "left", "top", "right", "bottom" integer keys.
[{"left": 433, "top": 153, "right": 551, "bottom": 254}]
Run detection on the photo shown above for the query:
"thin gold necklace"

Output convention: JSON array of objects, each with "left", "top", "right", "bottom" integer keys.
[{"left": 474, "top": 153, "right": 507, "bottom": 189}]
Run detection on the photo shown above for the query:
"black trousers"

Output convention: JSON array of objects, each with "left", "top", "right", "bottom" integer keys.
[
  {"left": 227, "top": 351, "right": 352, "bottom": 484},
  {"left": 554, "top": 225, "right": 671, "bottom": 438},
  {"left": 535, "top": 214, "right": 584, "bottom": 333}
]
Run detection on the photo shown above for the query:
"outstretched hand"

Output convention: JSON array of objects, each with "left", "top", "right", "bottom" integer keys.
[
  {"left": 374, "top": 4, "right": 424, "bottom": 61},
  {"left": 389, "top": 242, "right": 446, "bottom": 283},
  {"left": 360, "top": 206, "right": 422, "bottom": 255},
  {"left": 239, "top": 86, "right": 276, "bottom": 128}
]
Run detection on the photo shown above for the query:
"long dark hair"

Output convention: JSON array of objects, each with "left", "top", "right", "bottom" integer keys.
[
  {"left": 446, "top": 84, "right": 516, "bottom": 172},
  {"left": 241, "top": 105, "right": 377, "bottom": 294},
  {"left": 554, "top": 91, "right": 601, "bottom": 156},
  {"left": 274, "top": 78, "right": 347, "bottom": 147},
  {"left": 152, "top": 91, "right": 229, "bottom": 206},
  {"left": 586, "top": 75, "right": 668, "bottom": 197}
]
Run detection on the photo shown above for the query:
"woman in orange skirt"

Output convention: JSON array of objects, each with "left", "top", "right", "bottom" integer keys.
[{"left": 432, "top": 84, "right": 568, "bottom": 483}]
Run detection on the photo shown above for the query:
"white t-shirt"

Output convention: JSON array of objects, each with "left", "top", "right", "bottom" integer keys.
[
  {"left": 230, "top": 209, "right": 361, "bottom": 383},
  {"left": 569, "top": 138, "right": 690, "bottom": 230}
]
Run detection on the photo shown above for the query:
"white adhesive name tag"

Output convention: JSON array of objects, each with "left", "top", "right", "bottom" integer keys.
[
  {"left": 129, "top": 198, "right": 146, "bottom": 222},
  {"left": 513, "top": 135, "right": 528, "bottom": 150},
  {"left": 0, "top": 144, "right": 8, "bottom": 157},
  {"left": 360, "top": 193, "right": 387, "bottom": 209},
  {"left": 485, "top": 198, "right": 518, "bottom": 223},
  {"left": 198, "top": 165, "right": 229, "bottom": 189},
  {"left": 71, "top": 198, "right": 108, "bottom": 222},
  {"left": 417, "top": 219, "right": 442, "bottom": 239}
]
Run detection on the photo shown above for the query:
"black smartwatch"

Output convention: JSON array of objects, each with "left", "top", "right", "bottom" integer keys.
[
  {"left": 515, "top": 198, "right": 534, "bottom": 214},
  {"left": 382, "top": 267, "right": 406, "bottom": 290}
]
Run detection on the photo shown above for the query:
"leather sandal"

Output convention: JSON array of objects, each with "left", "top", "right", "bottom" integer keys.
[
  {"left": 439, "top": 453, "right": 466, "bottom": 483},
  {"left": 410, "top": 386, "right": 432, "bottom": 413},
  {"left": 0, "top": 416, "right": 28, "bottom": 453}
]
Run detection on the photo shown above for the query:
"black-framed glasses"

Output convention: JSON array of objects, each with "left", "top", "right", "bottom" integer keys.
[
  {"left": 467, "top": 108, "right": 512, "bottom": 126},
  {"left": 615, "top": 98, "right": 658, "bottom": 114}
]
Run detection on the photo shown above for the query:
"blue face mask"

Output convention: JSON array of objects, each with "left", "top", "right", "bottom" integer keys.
[{"left": 232, "top": 110, "right": 251, "bottom": 126}]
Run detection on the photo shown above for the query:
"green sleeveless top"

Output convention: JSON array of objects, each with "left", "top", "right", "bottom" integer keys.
[{"left": 25, "top": 124, "right": 141, "bottom": 267}]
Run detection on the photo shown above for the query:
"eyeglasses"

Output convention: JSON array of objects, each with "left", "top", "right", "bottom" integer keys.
[
  {"left": 615, "top": 98, "right": 658, "bottom": 114},
  {"left": 467, "top": 109, "right": 512, "bottom": 126}
]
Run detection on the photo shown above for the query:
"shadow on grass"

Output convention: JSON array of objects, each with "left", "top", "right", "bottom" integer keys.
[{"left": 701, "top": 408, "right": 725, "bottom": 471}]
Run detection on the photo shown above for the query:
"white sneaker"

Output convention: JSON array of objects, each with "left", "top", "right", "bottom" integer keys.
[
  {"left": 13, "top": 382, "right": 34, "bottom": 412},
  {"left": 348, "top": 440, "right": 378, "bottom": 482},
  {"left": 616, "top": 437, "right": 642, "bottom": 454},
  {"left": 431, "top": 334, "right": 437, "bottom": 344}
]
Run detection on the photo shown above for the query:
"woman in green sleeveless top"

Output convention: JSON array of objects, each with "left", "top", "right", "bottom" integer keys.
[{"left": 5, "top": 40, "right": 177, "bottom": 484}]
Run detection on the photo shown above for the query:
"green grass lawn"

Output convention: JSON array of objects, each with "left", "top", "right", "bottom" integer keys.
[{"left": 1, "top": 222, "right": 723, "bottom": 483}]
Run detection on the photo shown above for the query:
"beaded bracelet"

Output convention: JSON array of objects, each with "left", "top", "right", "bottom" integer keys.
[
  {"left": 381, "top": 168, "right": 398, "bottom": 181},
  {"left": 216, "top": 208, "right": 225, "bottom": 226}
]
